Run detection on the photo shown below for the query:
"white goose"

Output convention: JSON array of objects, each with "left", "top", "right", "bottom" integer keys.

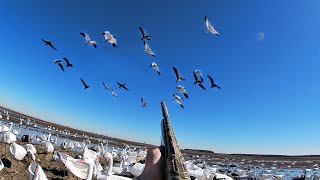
[
  {"left": 43, "top": 133, "right": 54, "bottom": 153},
  {"left": 204, "top": 16, "right": 220, "bottom": 35},
  {"left": 143, "top": 41, "right": 155, "bottom": 57},
  {"left": 9, "top": 141, "right": 27, "bottom": 161},
  {"left": 1, "top": 122, "right": 17, "bottom": 144},
  {"left": 103, "top": 31, "right": 117, "bottom": 47},
  {"left": 97, "top": 151, "right": 132, "bottom": 180},
  {"left": 0, "top": 158, "right": 3, "bottom": 172},
  {"left": 150, "top": 62, "right": 160, "bottom": 75},
  {"left": 28, "top": 151, "right": 48, "bottom": 180},
  {"left": 1, "top": 122, "right": 13, "bottom": 132},
  {"left": 173, "top": 94, "right": 184, "bottom": 108},
  {"left": 25, "top": 144, "right": 37, "bottom": 155},
  {"left": 80, "top": 32, "right": 97, "bottom": 48}
]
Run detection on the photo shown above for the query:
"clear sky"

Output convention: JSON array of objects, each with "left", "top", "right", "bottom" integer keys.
[{"left": 0, "top": 0, "right": 319, "bottom": 155}]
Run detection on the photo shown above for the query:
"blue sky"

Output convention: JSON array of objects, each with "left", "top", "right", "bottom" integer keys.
[{"left": 0, "top": 0, "right": 320, "bottom": 155}]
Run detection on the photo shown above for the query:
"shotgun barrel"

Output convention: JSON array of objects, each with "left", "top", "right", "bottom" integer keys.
[{"left": 161, "top": 101, "right": 190, "bottom": 180}]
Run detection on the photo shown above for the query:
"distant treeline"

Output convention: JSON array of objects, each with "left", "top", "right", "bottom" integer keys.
[
  {"left": 184, "top": 149, "right": 215, "bottom": 154},
  {"left": 230, "top": 154, "right": 320, "bottom": 157}
]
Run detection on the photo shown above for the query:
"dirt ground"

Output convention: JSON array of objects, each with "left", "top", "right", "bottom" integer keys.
[{"left": 0, "top": 141, "right": 113, "bottom": 180}]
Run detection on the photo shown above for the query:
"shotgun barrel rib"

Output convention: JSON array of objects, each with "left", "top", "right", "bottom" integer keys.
[{"left": 161, "top": 101, "right": 191, "bottom": 180}]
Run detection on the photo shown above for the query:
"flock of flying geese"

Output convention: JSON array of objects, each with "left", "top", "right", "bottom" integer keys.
[{"left": 41, "top": 16, "right": 221, "bottom": 109}]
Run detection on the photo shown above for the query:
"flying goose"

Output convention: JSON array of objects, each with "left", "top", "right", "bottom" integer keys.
[
  {"left": 63, "top": 58, "right": 73, "bottom": 67},
  {"left": 80, "top": 78, "right": 90, "bottom": 89},
  {"left": 173, "top": 66, "right": 185, "bottom": 82},
  {"left": 54, "top": 60, "right": 64, "bottom": 72},
  {"left": 193, "top": 72, "right": 206, "bottom": 90},
  {"left": 117, "top": 82, "right": 129, "bottom": 91},
  {"left": 141, "top": 98, "right": 148, "bottom": 107},
  {"left": 80, "top": 32, "right": 97, "bottom": 48},
  {"left": 207, "top": 75, "right": 221, "bottom": 89},
  {"left": 143, "top": 40, "right": 155, "bottom": 57},
  {"left": 173, "top": 94, "right": 184, "bottom": 108},
  {"left": 103, "top": 31, "right": 117, "bottom": 47},
  {"left": 195, "top": 70, "right": 204, "bottom": 82},
  {"left": 111, "top": 90, "right": 118, "bottom": 97},
  {"left": 139, "top": 27, "right": 150, "bottom": 41},
  {"left": 150, "top": 62, "right": 160, "bottom": 75},
  {"left": 204, "top": 16, "right": 220, "bottom": 35},
  {"left": 176, "top": 85, "right": 188, "bottom": 99},
  {"left": 102, "top": 82, "right": 112, "bottom": 91},
  {"left": 41, "top": 39, "right": 57, "bottom": 50}
]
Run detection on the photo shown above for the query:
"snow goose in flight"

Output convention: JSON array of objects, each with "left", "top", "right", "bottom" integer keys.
[
  {"left": 173, "top": 66, "right": 185, "bottom": 82},
  {"left": 141, "top": 98, "right": 148, "bottom": 107},
  {"left": 41, "top": 39, "right": 57, "bottom": 50},
  {"left": 176, "top": 85, "right": 188, "bottom": 99},
  {"left": 111, "top": 90, "right": 118, "bottom": 97},
  {"left": 193, "top": 72, "right": 206, "bottom": 90},
  {"left": 207, "top": 75, "right": 221, "bottom": 89},
  {"left": 143, "top": 40, "right": 155, "bottom": 57},
  {"left": 204, "top": 16, "right": 220, "bottom": 35},
  {"left": 54, "top": 60, "right": 64, "bottom": 72},
  {"left": 103, "top": 31, "right": 117, "bottom": 47},
  {"left": 80, "top": 32, "right": 97, "bottom": 48},
  {"left": 117, "top": 82, "right": 129, "bottom": 91},
  {"left": 139, "top": 27, "right": 150, "bottom": 41},
  {"left": 81, "top": 78, "right": 90, "bottom": 89},
  {"left": 150, "top": 62, "right": 160, "bottom": 75},
  {"left": 103, "top": 82, "right": 112, "bottom": 91},
  {"left": 195, "top": 69, "right": 204, "bottom": 82},
  {"left": 173, "top": 94, "right": 184, "bottom": 108},
  {"left": 63, "top": 57, "right": 73, "bottom": 67}
]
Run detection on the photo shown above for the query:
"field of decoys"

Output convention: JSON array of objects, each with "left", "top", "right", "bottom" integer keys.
[{"left": 1, "top": 104, "right": 320, "bottom": 179}]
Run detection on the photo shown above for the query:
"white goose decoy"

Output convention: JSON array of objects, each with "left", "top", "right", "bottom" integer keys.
[
  {"left": 143, "top": 40, "right": 155, "bottom": 57},
  {"left": 150, "top": 62, "right": 160, "bottom": 75},
  {"left": 60, "top": 141, "right": 67, "bottom": 150},
  {"left": 173, "top": 94, "right": 184, "bottom": 108},
  {"left": 19, "top": 117, "right": 24, "bottom": 125},
  {"left": 128, "top": 163, "right": 145, "bottom": 177},
  {"left": 1, "top": 123, "right": 17, "bottom": 144},
  {"left": 97, "top": 151, "right": 132, "bottom": 180},
  {"left": 28, "top": 162, "right": 48, "bottom": 180},
  {"left": 0, "top": 122, "right": 13, "bottom": 132},
  {"left": 0, "top": 158, "right": 3, "bottom": 172},
  {"left": 9, "top": 141, "right": 27, "bottom": 161},
  {"left": 103, "top": 31, "right": 117, "bottom": 47},
  {"left": 25, "top": 144, "right": 37, "bottom": 155},
  {"left": 0, "top": 112, "right": 2, "bottom": 119},
  {"left": 12, "top": 129, "right": 19, "bottom": 135},
  {"left": 28, "top": 151, "right": 48, "bottom": 180},
  {"left": 80, "top": 32, "right": 97, "bottom": 48},
  {"left": 176, "top": 85, "right": 188, "bottom": 99},
  {"left": 204, "top": 16, "right": 220, "bottom": 35},
  {"left": 43, "top": 133, "right": 54, "bottom": 153}
]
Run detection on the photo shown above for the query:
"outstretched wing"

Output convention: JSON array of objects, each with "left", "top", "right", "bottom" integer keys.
[
  {"left": 139, "top": 27, "right": 145, "bottom": 37},
  {"left": 173, "top": 67, "right": 180, "bottom": 80}
]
